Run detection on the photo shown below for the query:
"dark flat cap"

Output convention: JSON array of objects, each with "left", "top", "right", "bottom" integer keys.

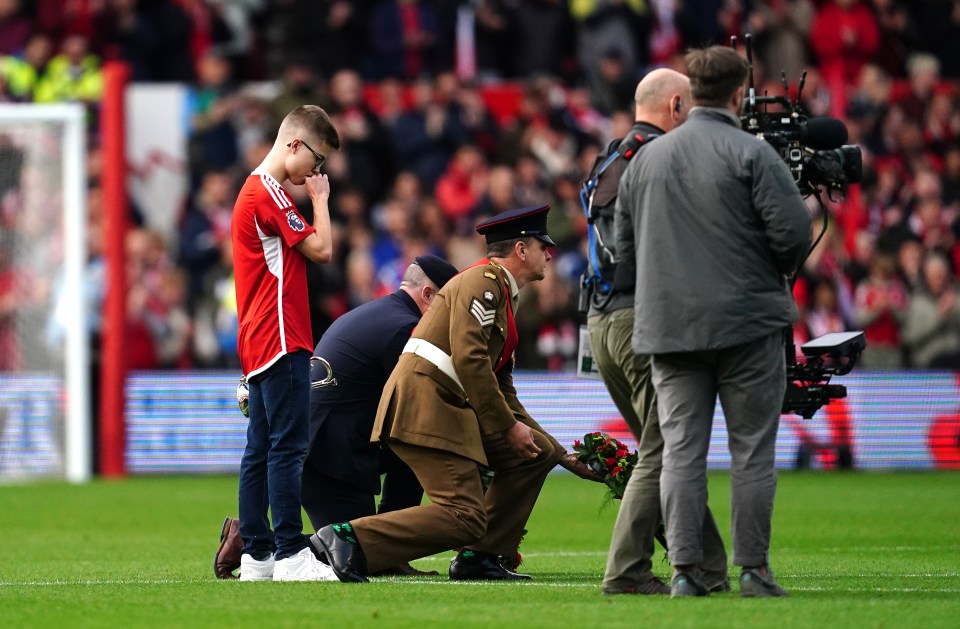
[
  {"left": 414, "top": 255, "right": 459, "bottom": 288},
  {"left": 475, "top": 205, "right": 556, "bottom": 246}
]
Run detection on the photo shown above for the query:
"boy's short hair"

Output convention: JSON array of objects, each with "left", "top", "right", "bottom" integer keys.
[{"left": 280, "top": 105, "right": 341, "bottom": 150}]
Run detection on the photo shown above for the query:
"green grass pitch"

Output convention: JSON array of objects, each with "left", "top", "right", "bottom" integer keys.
[{"left": 1, "top": 471, "right": 958, "bottom": 628}]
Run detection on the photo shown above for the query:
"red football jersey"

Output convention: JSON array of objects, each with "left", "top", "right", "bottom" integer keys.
[{"left": 231, "top": 171, "right": 316, "bottom": 378}]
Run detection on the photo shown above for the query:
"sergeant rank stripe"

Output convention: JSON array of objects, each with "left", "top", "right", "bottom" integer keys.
[{"left": 469, "top": 298, "right": 495, "bottom": 327}]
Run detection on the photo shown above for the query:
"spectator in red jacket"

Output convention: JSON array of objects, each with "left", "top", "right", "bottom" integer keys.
[
  {"left": 810, "top": 0, "right": 880, "bottom": 119},
  {"left": 855, "top": 251, "right": 908, "bottom": 368},
  {"left": 434, "top": 143, "right": 487, "bottom": 227}
]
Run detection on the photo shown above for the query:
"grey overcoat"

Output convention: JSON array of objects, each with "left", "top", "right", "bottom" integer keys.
[{"left": 615, "top": 107, "right": 812, "bottom": 354}]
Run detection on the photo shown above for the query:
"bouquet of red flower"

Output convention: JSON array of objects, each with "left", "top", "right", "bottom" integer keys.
[
  {"left": 499, "top": 528, "right": 526, "bottom": 572},
  {"left": 571, "top": 432, "right": 638, "bottom": 500}
]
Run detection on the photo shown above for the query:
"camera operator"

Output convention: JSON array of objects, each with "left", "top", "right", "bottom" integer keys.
[{"left": 615, "top": 46, "right": 812, "bottom": 598}]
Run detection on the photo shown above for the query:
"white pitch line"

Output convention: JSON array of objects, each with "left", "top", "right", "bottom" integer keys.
[
  {"left": 0, "top": 579, "right": 597, "bottom": 589},
  {"left": 370, "top": 581, "right": 960, "bottom": 593},
  {"left": 0, "top": 579, "right": 193, "bottom": 587},
  {"left": 781, "top": 546, "right": 960, "bottom": 553},
  {"left": 417, "top": 551, "right": 607, "bottom": 562},
  {"left": 779, "top": 573, "right": 958, "bottom": 578},
  {"left": 3, "top": 579, "right": 959, "bottom": 593},
  {"left": 383, "top": 580, "right": 597, "bottom": 587},
  {"left": 416, "top": 547, "right": 960, "bottom": 561},
  {"left": 792, "top": 586, "right": 960, "bottom": 593}
]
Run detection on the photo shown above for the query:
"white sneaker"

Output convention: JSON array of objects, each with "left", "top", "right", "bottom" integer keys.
[
  {"left": 239, "top": 553, "right": 275, "bottom": 581},
  {"left": 274, "top": 547, "right": 339, "bottom": 582}
]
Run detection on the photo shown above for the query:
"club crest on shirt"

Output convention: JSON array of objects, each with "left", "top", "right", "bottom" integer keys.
[
  {"left": 286, "top": 210, "right": 305, "bottom": 231},
  {"left": 469, "top": 298, "right": 495, "bottom": 327}
]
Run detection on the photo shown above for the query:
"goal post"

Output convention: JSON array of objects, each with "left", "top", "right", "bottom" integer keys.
[{"left": 0, "top": 103, "right": 90, "bottom": 483}]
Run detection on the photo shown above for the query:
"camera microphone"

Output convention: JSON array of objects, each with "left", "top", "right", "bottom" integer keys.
[{"left": 799, "top": 117, "right": 848, "bottom": 151}]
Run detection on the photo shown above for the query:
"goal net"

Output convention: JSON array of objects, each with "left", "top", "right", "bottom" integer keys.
[{"left": 0, "top": 104, "right": 90, "bottom": 483}]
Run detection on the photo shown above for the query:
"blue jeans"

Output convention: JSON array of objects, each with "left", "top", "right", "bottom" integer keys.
[{"left": 238, "top": 351, "right": 310, "bottom": 560}]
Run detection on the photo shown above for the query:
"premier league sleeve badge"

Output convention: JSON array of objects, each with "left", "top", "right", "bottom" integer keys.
[{"left": 286, "top": 210, "right": 305, "bottom": 231}]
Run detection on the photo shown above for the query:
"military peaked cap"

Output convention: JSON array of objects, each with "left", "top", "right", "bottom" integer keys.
[{"left": 474, "top": 205, "right": 556, "bottom": 246}]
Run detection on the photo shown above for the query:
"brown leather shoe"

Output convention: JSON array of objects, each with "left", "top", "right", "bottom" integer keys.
[
  {"left": 214, "top": 517, "right": 242, "bottom": 579},
  {"left": 371, "top": 562, "right": 440, "bottom": 577}
]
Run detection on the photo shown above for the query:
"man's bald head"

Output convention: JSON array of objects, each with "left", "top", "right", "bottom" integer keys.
[
  {"left": 400, "top": 262, "right": 431, "bottom": 290},
  {"left": 400, "top": 263, "right": 436, "bottom": 315},
  {"left": 633, "top": 68, "right": 692, "bottom": 132}
]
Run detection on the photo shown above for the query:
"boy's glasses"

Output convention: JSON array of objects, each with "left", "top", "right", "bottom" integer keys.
[{"left": 287, "top": 140, "right": 326, "bottom": 170}]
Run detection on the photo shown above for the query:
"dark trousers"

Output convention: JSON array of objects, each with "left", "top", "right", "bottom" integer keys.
[
  {"left": 301, "top": 445, "right": 425, "bottom": 531},
  {"left": 238, "top": 351, "right": 311, "bottom": 560}
]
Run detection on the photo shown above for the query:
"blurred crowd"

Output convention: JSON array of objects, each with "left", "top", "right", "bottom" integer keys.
[{"left": 0, "top": 0, "right": 959, "bottom": 371}]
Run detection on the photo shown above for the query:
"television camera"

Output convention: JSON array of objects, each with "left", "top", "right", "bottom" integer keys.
[
  {"left": 733, "top": 34, "right": 868, "bottom": 419},
  {"left": 736, "top": 34, "right": 862, "bottom": 200}
]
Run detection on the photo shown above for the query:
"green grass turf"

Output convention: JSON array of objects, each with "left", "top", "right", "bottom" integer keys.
[{"left": 1, "top": 471, "right": 958, "bottom": 628}]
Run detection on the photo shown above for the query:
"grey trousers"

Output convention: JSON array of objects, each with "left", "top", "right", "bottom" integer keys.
[
  {"left": 589, "top": 309, "right": 727, "bottom": 589},
  {"left": 652, "top": 331, "right": 785, "bottom": 568}
]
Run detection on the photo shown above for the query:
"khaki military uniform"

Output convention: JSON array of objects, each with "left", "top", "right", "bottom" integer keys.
[{"left": 350, "top": 260, "right": 563, "bottom": 573}]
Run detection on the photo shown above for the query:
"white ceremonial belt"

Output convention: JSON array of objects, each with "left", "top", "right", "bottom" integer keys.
[{"left": 402, "top": 338, "right": 463, "bottom": 391}]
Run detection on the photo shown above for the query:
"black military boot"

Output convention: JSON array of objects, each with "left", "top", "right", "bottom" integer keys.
[{"left": 449, "top": 549, "right": 532, "bottom": 581}]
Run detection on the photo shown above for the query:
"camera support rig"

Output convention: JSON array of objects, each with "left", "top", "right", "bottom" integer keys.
[{"left": 783, "top": 331, "right": 867, "bottom": 419}]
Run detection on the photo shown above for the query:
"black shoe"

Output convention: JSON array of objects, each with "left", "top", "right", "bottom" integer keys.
[
  {"left": 707, "top": 578, "right": 732, "bottom": 593},
  {"left": 703, "top": 570, "right": 732, "bottom": 593},
  {"left": 740, "top": 566, "right": 789, "bottom": 598},
  {"left": 603, "top": 576, "right": 671, "bottom": 595},
  {"left": 671, "top": 569, "right": 710, "bottom": 597},
  {"left": 309, "top": 524, "right": 369, "bottom": 583},
  {"left": 449, "top": 549, "right": 532, "bottom": 581}
]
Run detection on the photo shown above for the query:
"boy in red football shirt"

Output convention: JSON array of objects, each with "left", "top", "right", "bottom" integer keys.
[{"left": 231, "top": 105, "right": 340, "bottom": 581}]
